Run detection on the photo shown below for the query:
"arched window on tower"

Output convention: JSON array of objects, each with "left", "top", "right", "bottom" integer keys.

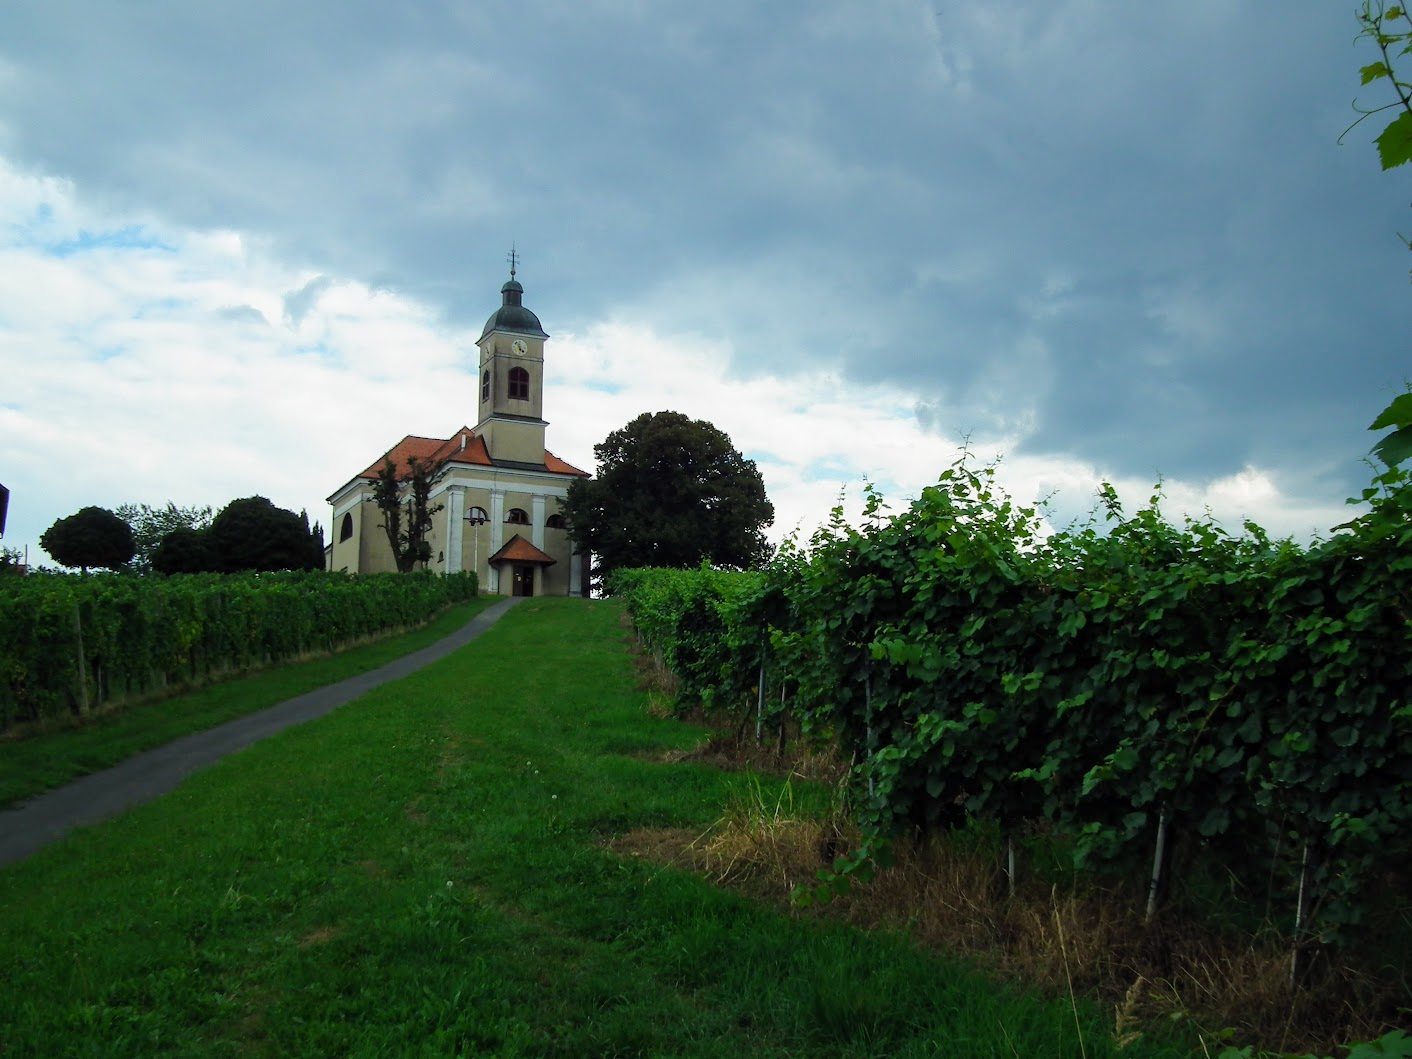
[
  {"left": 506, "top": 508, "right": 530, "bottom": 525},
  {"left": 466, "top": 506, "right": 489, "bottom": 524},
  {"left": 339, "top": 512, "right": 353, "bottom": 542},
  {"left": 545, "top": 514, "right": 566, "bottom": 530},
  {"left": 508, "top": 366, "right": 530, "bottom": 401},
  {"left": 481, "top": 370, "right": 490, "bottom": 402}
]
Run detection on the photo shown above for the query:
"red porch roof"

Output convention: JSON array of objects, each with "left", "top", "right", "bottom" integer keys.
[{"left": 488, "top": 534, "right": 557, "bottom": 566}]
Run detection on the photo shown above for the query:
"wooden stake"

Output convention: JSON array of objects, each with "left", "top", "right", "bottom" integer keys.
[
  {"left": 777, "top": 694, "right": 787, "bottom": 756},
  {"left": 1145, "top": 808, "right": 1169, "bottom": 924},
  {"left": 755, "top": 659, "right": 766, "bottom": 746},
  {"left": 72, "top": 602, "right": 88, "bottom": 717},
  {"left": 1291, "top": 841, "right": 1315, "bottom": 987},
  {"left": 865, "top": 670, "right": 875, "bottom": 799}
]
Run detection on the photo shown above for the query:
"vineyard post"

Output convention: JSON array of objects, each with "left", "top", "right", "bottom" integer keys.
[
  {"left": 1144, "top": 808, "right": 1170, "bottom": 924},
  {"left": 755, "top": 658, "right": 766, "bottom": 746},
  {"left": 776, "top": 684, "right": 787, "bottom": 756},
  {"left": 1005, "top": 834, "right": 1017, "bottom": 899},
  {"left": 864, "top": 666, "right": 875, "bottom": 799},
  {"left": 1290, "top": 840, "right": 1318, "bottom": 986},
  {"left": 71, "top": 601, "right": 88, "bottom": 717}
]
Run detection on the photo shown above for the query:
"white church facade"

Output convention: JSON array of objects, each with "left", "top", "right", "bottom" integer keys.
[{"left": 325, "top": 269, "right": 590, "bottom": 596}]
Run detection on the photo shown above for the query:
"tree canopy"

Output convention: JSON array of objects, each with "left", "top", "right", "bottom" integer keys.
[
  {"left": 368, "top": 455, "right": 446, "bottom": 573},
  {"left": 150, "top": 526, "right": 218, "bottom": 575},
  {"left": 206, "top": 496, "right": 323, "bottom": 573},
  {"left": 39, "top": 506, "right": 136, "bottom": 572},
  {"left": 116, "top": 502, "right": 214, "bottom": 571},
  {"left": 563, "top": 410, "right": 773, "bottom": 583}
]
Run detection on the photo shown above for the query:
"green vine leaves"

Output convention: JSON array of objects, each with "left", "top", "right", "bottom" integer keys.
[
  {"left": 611, "top": 449, "right": 1412, "bottom": 949},
  {"left": 1351, "top": 2, "right": 1412, "bottom": 171}
]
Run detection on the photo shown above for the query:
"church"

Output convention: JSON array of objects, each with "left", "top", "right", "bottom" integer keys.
[{"left": 325, "top": 266, "right": 591, "bottom": 596}]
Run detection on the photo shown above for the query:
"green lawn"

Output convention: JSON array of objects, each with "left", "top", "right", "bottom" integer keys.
[
  {"left": 0, "top": 596, "right": 498, "bottom": 809},
  {"left": 0, "top": 599, "right": 1195, "bottom": 1057}
]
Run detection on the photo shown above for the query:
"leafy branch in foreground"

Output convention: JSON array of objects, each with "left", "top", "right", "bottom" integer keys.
[
  {"left": 1349, "top": 2, "right": 1412, "bottom": 172},
  {"left": 1347, "top": 4, "right": 1412, "bottom": 481}
]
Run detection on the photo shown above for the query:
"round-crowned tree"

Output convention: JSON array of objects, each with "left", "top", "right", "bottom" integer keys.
[
  {"left": 563, "top": 410, "right": 774, "bottom": 585},
  {"left": 150, "top": 526, "right": 219, "bottom": 574},
  {"left": 208, "top": 496, "right": 322, "bottom": 573},
  {"left": 39, "top": 506, "right": 136, "bottom": 573}
]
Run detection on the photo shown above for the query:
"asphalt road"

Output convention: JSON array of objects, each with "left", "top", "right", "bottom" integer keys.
[{"left": 0, "top": 595, "right": 525, "bottom": 869}]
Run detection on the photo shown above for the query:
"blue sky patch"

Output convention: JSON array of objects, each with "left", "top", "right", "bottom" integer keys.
[{"left": 47, "top": 225, "right": 175, "bottom": 258}]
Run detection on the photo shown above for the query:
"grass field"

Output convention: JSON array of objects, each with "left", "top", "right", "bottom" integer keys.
[
  {"left": 0, "top": 598, "right": 1197, "bottom": 1057},
  {"left": 0, "top": 596, "right": 498, "bottom": 809}
]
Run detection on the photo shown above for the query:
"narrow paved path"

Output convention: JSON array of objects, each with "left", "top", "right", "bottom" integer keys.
[{"left": 0, "top": 596, "right": 526, "bottom": 869}]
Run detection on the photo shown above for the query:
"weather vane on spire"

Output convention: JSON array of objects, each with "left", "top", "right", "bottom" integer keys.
[{"left": 507, "top": 245, "right": 519, "bottom": 279}]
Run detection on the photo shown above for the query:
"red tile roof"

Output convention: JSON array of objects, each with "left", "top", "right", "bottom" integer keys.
[
  {"left": 488, "top": 534, "right": 558, "bottom": 565},
  {"left": 358, "top": 427, "right": 592, "bottom": 479},
  {"left": 359, "top": 435, "right": 467, "bottom": 479},
  {"left": 545, "top": 449, "right": 590, "bottom": 477}
]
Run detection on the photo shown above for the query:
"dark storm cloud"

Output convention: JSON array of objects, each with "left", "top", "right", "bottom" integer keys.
[{"left": 0, "top": 0, "right": 1405, "bottom": 502}]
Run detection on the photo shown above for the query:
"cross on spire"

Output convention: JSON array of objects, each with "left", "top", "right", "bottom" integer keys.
[{"left": 507, "top": 245, "right": 519, "bottom": 279}]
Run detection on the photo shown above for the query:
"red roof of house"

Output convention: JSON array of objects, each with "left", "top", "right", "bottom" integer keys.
[
  {"left": 357, "top": 428, "right": 588, "bottom": 479},
  {"left": 488, "top": 534, "right": 558, "bottom": 565},
  {"left": 545, "top": 449, "right": 590, "bottom": 476}
]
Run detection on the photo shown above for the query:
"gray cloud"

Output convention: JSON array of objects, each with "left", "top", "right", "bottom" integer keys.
[
  {"left": 217, "top": 305, "right": 269, "bottom": 325},
  {"left": 1, "top": 0, "right": 1405, "bottom": 507},
  {"left": 282, "top": 276, "right": 334, "bottom": 327}
]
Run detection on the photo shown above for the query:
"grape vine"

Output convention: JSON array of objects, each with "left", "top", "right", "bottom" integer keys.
[{"left": 612, "top": 455, "right": 1412, "bottom": 956}]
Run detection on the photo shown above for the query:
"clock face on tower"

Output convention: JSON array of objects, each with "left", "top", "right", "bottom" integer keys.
[{"left": 511, "top": 338, "right": 528, "bottom": 356}]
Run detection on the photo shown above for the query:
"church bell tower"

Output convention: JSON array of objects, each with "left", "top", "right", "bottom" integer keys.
[{"left": 474, "top": 253, "right": 549, "bottom": 465}]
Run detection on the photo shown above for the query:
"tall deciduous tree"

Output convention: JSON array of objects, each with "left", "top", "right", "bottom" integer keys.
[
  {"left": 207, "top": 496, "right": 323, "bottom": 573},
  {"left": 150, "top": 526, "right": 217, "bottom": 574},
  {"left": 39, "top": 506, "right": 136, "bottom": 572},
  {"left": 368, "top": 455, "right": 446, "bottom": 573},
  {"left": 115, "top": 502, "right": 214, "bottom": 571},
  {"left": 563, "top": 410, "right": 773, "bottom": 584}
]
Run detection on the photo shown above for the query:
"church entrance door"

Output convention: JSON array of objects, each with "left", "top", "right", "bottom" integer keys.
[{"left": 512, "top": 564, "right": 535, "bottom": 597}]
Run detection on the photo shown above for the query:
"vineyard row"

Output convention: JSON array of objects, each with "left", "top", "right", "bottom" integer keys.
[
  {"left": 610, "top": 463, "right": 1412, "bottom": 956},
  {"left": 0, "top": 570, "right": 479, "bottom": 731}
]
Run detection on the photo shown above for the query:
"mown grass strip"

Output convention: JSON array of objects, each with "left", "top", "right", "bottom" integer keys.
[
  {"left": 0, "top": 599, "right": 1194, "bottom": 1057},
  {"left": 0, "top": 596, "right": 497, "bottom": 809}
]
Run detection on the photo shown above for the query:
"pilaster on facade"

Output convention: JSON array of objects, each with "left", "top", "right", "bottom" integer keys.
[
  {"left": 445, "top": 486, "right": 465, "bottom": 575},
  {"left": 489, "top": 489, "right": 505, "bottom": 593},
  {"left": 531, "top": 494, "right": 547, "bottom": 550},
  {"left": 570, "top": 551, "right": 584, "bottom": 597}
]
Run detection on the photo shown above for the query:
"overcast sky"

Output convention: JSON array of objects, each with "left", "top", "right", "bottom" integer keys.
[{"left": 1, "top": 2, "right": 1408, "bottom": 564}]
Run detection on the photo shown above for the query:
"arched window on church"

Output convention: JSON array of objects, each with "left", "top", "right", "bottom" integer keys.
[
  {"left": 339, "top": 512, "right": 353, "bottom": 542},
  {"left": 506, "top": 508, "right": 530, "bottom": 525},
  {"left": 508, "top": 367, "right": 530, "bottom": 401},
  {"left": 545, "top": 514, "right": 565, "bottom": 529},
  {"left": 481, "top": 370, "right": 490, "bottom": 402},
  {"left": 466, "top": 506, "right": 489, "bottom": 524}
]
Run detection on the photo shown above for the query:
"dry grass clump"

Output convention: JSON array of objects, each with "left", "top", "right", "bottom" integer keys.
[
  {"left": 609, "top": 687, "right": 1407, "bottom": 1056},
  {"left": 617, "top": 800, "right": 1400, "bottom": 1054}
]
